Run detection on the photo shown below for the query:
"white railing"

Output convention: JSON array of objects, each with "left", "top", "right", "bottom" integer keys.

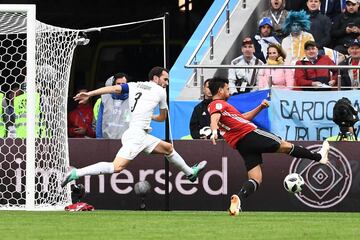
[
  {"left": 186, "top": 0, "right": 232, "bottom": 66},
  {"left": 184, "top": 64, "right": 360, "bottom": 92}
]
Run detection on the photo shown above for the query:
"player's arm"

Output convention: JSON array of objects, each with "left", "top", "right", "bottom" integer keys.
[
  {"left": 152, "top": 108, "right": 168, "bottom": 122},
  {"left": 74, "top": 85, "right": 123, "bottom": 104},
  {"left": 243, "top": 99, "right": 269, "bottom": 120},
  {"left": 210, "top": 112, "right": 221, "bottom": 145},
  {"left": 152, "top": 89, "right": 168, "bottom": 122}
]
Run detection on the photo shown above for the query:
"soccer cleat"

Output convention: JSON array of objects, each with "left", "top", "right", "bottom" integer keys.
[
  {"left": 228, "top": 194, "right": 241, "bottom": 216},
  {"left": 187, "top": 161, "right": 207, "bottom": 182},
  {"left": 318, "top": 140, "right": 330, "bottom": 164},
  {"left": 61, "top": 167, "right": 79, "bottom": 187}
]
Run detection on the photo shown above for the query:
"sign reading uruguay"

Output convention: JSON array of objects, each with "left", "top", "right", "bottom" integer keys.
[{"left": 270, "top": 89, "right": 360, "bottom": 140}]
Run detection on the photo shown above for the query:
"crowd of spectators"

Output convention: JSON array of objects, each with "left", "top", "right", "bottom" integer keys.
[{"left": 229, "top": 0, "right": 360, "bottom": 92}]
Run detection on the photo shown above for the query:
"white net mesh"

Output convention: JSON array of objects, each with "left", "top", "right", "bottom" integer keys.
[{"left": 0, "top": 11, "right": 79, "bottom": 209}]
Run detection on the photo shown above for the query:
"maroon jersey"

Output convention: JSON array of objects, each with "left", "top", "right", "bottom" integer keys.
[{"left": 208, "top": 99, "right": 256, "bottom": 148}]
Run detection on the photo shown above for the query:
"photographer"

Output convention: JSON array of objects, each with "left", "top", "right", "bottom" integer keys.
[
  {"left": 327, "top": 97, "right": 359, "bottom": 141},
  {"left": 228, "top": 37, "right": 264, "bottom": 95}
]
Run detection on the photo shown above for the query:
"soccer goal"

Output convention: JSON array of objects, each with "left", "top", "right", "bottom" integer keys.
[{"left": 0, "top": 5, "right": 80, "bottom": 210}]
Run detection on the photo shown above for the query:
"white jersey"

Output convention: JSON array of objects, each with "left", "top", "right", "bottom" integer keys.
[{"left": 126, "top": 81, "right": 168, "bottom": 130}]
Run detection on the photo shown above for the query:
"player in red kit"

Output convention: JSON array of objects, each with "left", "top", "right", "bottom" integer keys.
[{"left": 207, "top": 77, "right": 330, "bottom": 215}]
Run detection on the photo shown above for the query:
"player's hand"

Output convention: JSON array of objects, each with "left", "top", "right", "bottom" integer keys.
[
  {"left": 260, "top": 99, "right": 270, "bottom": 109},
  {"left": 74, "top": 92, "right": 90, "bottom": 104},
  {"left": 210, "top": 130, "right": 218, "bottom": 145}
]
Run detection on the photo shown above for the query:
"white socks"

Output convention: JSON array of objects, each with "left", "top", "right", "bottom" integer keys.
[
  {"left": 165, "top": 150, "right": 193, "bottom": 176},
  {"left": 75, "top": 151, "right": 192, "bottom": 178},
  {"left": 76, "top": 162, "right": 115, "bottom": 178}
]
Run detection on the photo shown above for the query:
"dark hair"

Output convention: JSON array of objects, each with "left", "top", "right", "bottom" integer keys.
[
  {"left": 148, "top": 66, "right": 168, "bottom": 81},
  {"left": 204, "top": 78, "right": 211, "bottom": 86},
  {"left": 112, "top": 72, "right": 129, "bottom": 85},
  {"left": 208, "top": 77, "right": 229, "bottom": 96}
]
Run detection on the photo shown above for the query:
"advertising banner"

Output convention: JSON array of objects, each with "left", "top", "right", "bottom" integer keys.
[
  {"left": 67, "top": 139, "right": 360, "bottom": 212},
  {"left": 270, "top": 89, "right": 360, "bottom": 140}
]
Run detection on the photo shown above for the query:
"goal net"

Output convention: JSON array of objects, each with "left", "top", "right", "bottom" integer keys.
[{"left": 0, "top": 5, "right": 80, "bottom": 210}]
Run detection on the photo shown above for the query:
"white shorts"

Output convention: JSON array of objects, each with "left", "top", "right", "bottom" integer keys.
[{"left": 116, "top": 128, "right": 161, "bottom": 160}]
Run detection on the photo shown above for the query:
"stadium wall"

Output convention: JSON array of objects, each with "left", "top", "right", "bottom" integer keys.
[{"left": 68, "top": 139, "right": 360, "bottom": 211}]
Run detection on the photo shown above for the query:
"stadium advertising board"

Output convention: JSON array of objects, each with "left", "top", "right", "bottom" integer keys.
[
  {"left": 68, "top": 139, "right": 360, "bottom": 211},
  {"left": 270, "top": 89, "right": 360, "bottom": 141}
]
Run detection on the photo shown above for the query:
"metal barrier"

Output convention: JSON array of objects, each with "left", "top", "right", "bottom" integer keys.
[{"left": 184, "top": 64, "right": 360, "bottom": 93}]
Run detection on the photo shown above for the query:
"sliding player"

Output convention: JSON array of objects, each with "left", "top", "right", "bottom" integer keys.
[{"left": 62, "top": 67, "right": 207, "bottom": 187}]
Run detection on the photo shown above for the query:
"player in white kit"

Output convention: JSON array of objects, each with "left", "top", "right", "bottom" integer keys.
[{"left": 61, "top": 67, "right": 207, "bottom": 187}]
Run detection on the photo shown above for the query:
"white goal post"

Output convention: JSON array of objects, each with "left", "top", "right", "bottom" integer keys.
[{"left": 0, "top": 4, "right": 80, "bottom": 210}]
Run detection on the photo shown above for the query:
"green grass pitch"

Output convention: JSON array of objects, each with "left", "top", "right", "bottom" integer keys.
[{"left": 0, "top": 211, "right": 359, "bottom": 240}]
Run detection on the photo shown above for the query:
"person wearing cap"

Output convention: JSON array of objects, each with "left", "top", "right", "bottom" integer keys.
[
  {"left": 281, "top": 10, "right": 315, "bottom": 65},
  {"left": 331, "top": 0, "right": 360, "bottom": 54},
  {"left": 294, "top": 40, "right": 338, "bottom": 90},
  {"left": 260, "top": 0, "right": 289, "bottom": 40},
  {"left": 338, "top": 38, "right": 360, "bottom": 89},
  {"left": 253, "top": 17, "right": 281, "bottom": 63},
  {"left": 228, "top": 37, "right": 264, "bottom": 94},
  {"left": 306, "top": 0, "right": 332, "bottom": 50}
]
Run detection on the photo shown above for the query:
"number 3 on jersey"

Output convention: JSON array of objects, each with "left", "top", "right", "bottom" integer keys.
[{"left": 131, "top": 92, "right": 142, "bottom": 112}]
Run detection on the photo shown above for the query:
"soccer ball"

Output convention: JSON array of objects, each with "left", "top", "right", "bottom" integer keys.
[
  {"left": 283, "top": 173, "right": 305, "bottom": 193},
  {"left": 199, "top": 126, "right": 212, "bottom": 138},
  {"left": 134, "top": 181, "right": 151, "bottom": 196}
]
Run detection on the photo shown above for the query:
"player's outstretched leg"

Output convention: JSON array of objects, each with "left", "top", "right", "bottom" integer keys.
[
  {"left": 61, "top": 167, "right": 78, "bottom": 187},
  {"left": 228, "top": 194, "right": 241, "bottom": 216},
  {"left": 187, "top": 161, "right": 207, "bottom": 182},
  {"left": 164, "top": 149, "right": 207, "bottom": 182},
  {"left": 286, "top": 140, "right": 330, "bottom": 165},
  {"left": 61, "top": 162, "right": 115, "bottom": 187},
  {"left": 318, "top": 140, "right": 330, "bottom": 164}
]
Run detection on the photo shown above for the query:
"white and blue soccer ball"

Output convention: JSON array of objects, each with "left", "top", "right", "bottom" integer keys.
[
  {"left": 199, "top": 126, "right": 212, "bottom": 138},
  {"left": 283, "top": 173, "right": 305, "bottom": 193},
  {"left": 134, "top": 181, "right": 151, "bottom": 196}
]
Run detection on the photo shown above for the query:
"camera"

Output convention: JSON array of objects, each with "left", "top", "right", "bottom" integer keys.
[{"left": 332, "top": 97, "right": 359, "bottom": 140}]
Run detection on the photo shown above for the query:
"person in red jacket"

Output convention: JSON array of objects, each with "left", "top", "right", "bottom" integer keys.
[
  {"left": 68, "top": 88, "right": 96, "bottom": 138},
  {"left": 294, "top": 40, "right": 338, "bottom": 90}
]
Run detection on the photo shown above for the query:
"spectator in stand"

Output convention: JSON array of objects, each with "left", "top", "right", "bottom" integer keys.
[
  {"left": 253, "top": 17, "right": 281, "bottom": 63},
  {"left": 306, "top": 0, "right": 332, "bottom": 51},
  {"left": 281, "top": 10, "right": 315, "bottom": 65},
  {"left": 339, "top": 38, "right": 360, "bottom": 89},
  {"left": 258, "top": 44, "right": 294, "bottom": 89},
  {"left": 260, "top": 0, "right": 288, "bottom": 40},
  {"left": 68, "top": 88, "right": 96, "bottom": 138},
  {"left": 286, "top": 0, "right": 307, "bottom": 11},
  {"left": 294, "top": 40, "right": 337, "bottom": 90},
  {"left": 321, "top": 0, "right": 346, "bottom": 22},
  {"left": 331, "top": 0, "right": 360, "bottom": 54},
  {"left": 228, "top": 37, "right": 264, "bottom": 95}
]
